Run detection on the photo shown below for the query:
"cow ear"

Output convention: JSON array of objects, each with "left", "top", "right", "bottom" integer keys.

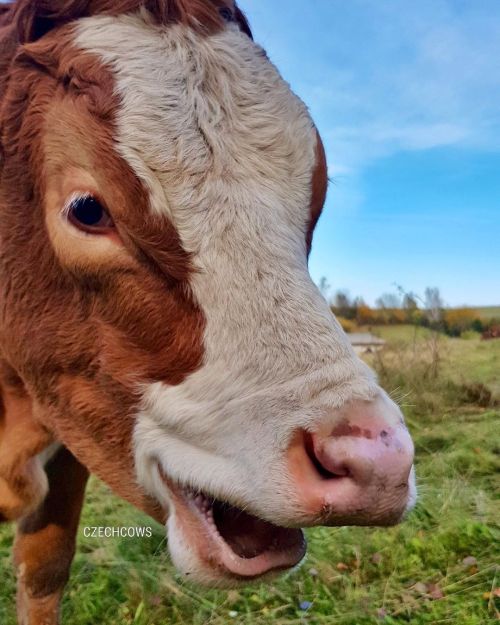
[
  {"left": 234, "top": 6, "right": 253, "bottom": 40},
  {"left": 13, "top": 0, "right": 89, "bottom": 43}
]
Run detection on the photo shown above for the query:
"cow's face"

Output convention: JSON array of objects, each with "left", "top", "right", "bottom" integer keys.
[{"left": 0, "top": 2, "right": 415, "bottom": 585}]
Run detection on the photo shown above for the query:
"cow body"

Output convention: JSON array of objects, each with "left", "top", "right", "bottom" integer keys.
[{"left": 0, "top": 2, "right": 416, "bottom": 623}]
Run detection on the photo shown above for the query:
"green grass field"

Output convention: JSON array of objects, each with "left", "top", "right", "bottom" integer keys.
[
  {"left": 366, "top": 325, "right": 500, "bottom": 396},
  {"left": 0, "top": 329, "right": 498, "bottom": 624},
  {"left": 472, "top": 307, "right": 500, "bottom": 320}
]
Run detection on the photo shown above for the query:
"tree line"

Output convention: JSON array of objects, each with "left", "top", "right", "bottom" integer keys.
[{"left": 318, "top": 280, "right": 498, "bottom": 338}]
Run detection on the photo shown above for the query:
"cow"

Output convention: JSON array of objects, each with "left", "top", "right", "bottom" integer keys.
[{"left": 0, "top": 1, "right": 416, "bottom": 623}]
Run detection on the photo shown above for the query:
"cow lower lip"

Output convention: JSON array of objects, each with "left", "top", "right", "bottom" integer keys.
[{"left": 166, "top": 479, "right": 306, "bottom": 578}]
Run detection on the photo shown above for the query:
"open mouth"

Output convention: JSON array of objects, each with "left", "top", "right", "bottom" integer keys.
[{"left": 162, "top": 474, "right": 306, "bottom": 579}]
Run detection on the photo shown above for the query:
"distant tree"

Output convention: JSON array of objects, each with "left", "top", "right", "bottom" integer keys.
[
  {"left": 333, "top": 290, "right": 350, "bottom": 309},
  {"left": 424, "top": 287, "right": 444, "bottom": 324},
  {"left": 352, "top": 296, "right": 366, "bottom": 308},
  {"left": 331, "top": 290, "right": 354, "bottom": 319},
  {"left": 399, "top": 292, "right": 418, "bottom": 323},
  {"left": 375, "top": 292, "right": 401, "bottom": 310},
  {"left": 318, "top": 276, "right": 331, "bottom": 300},
  {"left": 402, "top": 293, "right": 419, "bottom": 311}
]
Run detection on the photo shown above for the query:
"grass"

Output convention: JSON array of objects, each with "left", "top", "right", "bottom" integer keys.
[
  {"left": 472, "top": 307, "right": 500, "bottom": 320},
  {"left": 0, "top": 331, "right": 499, "bottom": 624},
  {"left": 365, "top": 324, "right": 500, "bottom": 396}
]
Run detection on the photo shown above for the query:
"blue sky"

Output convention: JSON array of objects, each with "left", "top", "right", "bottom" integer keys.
[{"left": 240, "top": 0, "right": 499, "bottom": 306}]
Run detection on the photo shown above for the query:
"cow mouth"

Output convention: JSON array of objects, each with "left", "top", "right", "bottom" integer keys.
[{"left": 164, "top": 477, "right": 306, "bottom": 579}]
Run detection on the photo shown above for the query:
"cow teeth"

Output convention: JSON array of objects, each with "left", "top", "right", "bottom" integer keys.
[{"left": 183, "top": 488, "right": 217, "bottom": 518}]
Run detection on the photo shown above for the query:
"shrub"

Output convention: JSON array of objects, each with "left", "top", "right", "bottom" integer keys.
[
  {"left": 336, "top": 317, "right": 355, "bottom": 333},
  {"left": 356, "top": 304, "right": 377, "bottom": 325},
  {"left": 443, "top": 308, "right": 480, "bottom": 337},
  {"left": 482, "top": 324, "right": 500, "bottom": 340},
  {"left": 408, "top": 308, "right": 426, "bottom": 326},
  {"left": 460, "top": 330, "right": 480, "bottom": 340},
  {"left": 391, "top": 308, "right": 407, "bottom": 324},
  {"left": 471, "top": 318, "right": 484, "bottom": 333}
]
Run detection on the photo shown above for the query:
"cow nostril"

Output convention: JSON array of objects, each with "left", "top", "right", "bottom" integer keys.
[{"left": 304, "top": 432, "right": 350, "bottom": 480}]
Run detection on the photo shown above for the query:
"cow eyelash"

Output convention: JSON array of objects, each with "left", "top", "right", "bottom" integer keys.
[{"left": 64, "top": 193, "right": 115, "bottom": 235}]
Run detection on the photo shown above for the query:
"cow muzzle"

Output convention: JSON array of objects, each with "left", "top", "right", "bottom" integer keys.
[
  {"left": 147, "top": 393, "right": 415, "bottom": 585},
  {"left": 288, "top": 394, "right": 416, "bottom": 526}
]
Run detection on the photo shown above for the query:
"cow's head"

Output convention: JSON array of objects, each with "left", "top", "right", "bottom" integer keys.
[{"left": 0, "top": 0, "right": 415, "bottom": 584}]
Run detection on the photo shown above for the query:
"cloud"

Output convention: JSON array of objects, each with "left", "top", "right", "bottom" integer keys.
[
  {"left": 245, "top": 0, "right": 500, "bottom": 175},
  {"left": 325, "top": 122, "right": 470, "bottom": 173}
]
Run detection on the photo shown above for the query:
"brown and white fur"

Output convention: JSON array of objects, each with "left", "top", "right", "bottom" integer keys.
[{"left": 0, "top": 2, "right": 416, "bottom": 623}]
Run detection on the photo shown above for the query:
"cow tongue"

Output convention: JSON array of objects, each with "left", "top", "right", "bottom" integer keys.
[
  {"left": 184, "top": 489, "right": 306, "bottom": 577},
  {"left": 212, "top": 499, "right": 303, "bottom": 559}
]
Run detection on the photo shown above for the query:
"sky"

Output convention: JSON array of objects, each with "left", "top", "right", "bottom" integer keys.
[{"left": 239, "top": 0, "right": 500, "bottom": 307}]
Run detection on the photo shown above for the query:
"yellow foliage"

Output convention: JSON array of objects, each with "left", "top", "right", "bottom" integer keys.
[
  {"left": 336, "top": 317, "right": 356, "bottom": 333},
  {"left": 444, "top": 308, "right": 476, "bottom": 324},
  {"left": 356, "top": 305, "right": 376, "bottom": 325},
  {"left": 389, "top": 309, "right": 405, "bottom": 323},
  {"left": 444, "top": 308, "right": 477, "bottom": 333}
]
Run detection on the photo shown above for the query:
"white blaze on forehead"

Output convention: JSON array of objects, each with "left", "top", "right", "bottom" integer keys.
[{"left": 74, "top": 14, "right": 380, "bottom": 520}]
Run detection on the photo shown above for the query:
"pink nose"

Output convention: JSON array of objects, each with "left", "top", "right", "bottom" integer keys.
[{"left": 288, "top": 395, "right": 415, "bottom": 526}]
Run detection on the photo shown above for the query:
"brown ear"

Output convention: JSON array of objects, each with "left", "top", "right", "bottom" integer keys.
[{"left": 12, "top": 0, "right": 90, "bottom": 43}]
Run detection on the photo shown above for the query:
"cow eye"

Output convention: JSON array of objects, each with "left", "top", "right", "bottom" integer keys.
[{"left": 67, "top": 195, "right": 114, "bottom": 233}]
